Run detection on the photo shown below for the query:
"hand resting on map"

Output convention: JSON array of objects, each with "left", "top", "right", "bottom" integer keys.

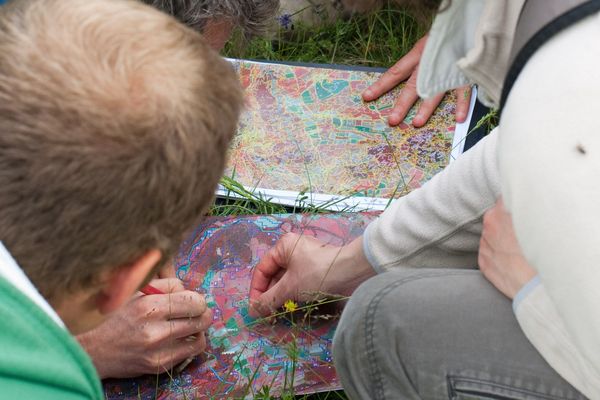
[
  {"left": 248, "top": 233, "right": 376, "bottom": 318},
  {"left": 77, "top": 278, "right": 212, "bottom": 379},
  {"left": 362, "top": 33, "right": 472, "bottom": 127}
]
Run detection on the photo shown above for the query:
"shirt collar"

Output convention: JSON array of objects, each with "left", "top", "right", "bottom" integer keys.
[{"left": 0, "top": 242, "right": 65, "bottom": 328}]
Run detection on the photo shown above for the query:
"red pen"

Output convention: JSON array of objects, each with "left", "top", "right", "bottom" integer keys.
[{"left": 140, "top": 284, "right": 165, "bottom": 295}]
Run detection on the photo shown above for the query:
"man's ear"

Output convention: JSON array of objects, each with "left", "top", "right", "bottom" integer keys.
[{"left": 96, "top": 249, "right": 162, "bottom": 315}]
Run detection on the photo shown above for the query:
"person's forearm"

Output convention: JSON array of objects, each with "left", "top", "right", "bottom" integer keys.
[
  {"left": 77, "top": 330, "right": 111, "bottom": 379},
  {"left": 364, "top": 128, "right": 501, "bottom": 272},
  {"left": 326, "top": 236, "right": 377, "bottom": 296}
]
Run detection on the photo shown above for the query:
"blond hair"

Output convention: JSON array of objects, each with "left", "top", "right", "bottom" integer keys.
[{"left": 0, "top": 0, "right": 242, "bottom": 303}]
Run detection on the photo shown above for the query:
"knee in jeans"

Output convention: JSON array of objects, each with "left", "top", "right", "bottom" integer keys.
[
  {"left": 350, "top": 270, "right": 431, "bottom": 321},
  {"left": 335, "top": 269, "right": 463, "bottom": 356},
  {"left": 334, "top": 271, "right": 423, "bottom": 354},
  {"left": 333, "top": 271, "right": 433, "bottom": 399}
]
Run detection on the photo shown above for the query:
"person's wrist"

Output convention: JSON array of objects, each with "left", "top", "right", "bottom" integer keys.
[
  {"left": 509, "top": 260, "right": 538, "bottom": 299},
  {"left": 512, "top": 275, "right": 540, "bottom": 311},
  {"left": 325, "top": 236, "right": 376, "bottom": 296},
  {"left": 77, "top": 331, "right": 111, "bottom": 379}
]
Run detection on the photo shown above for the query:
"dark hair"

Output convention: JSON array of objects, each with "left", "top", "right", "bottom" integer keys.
[{"left": 141, "top": 0, "right": 281, "bottom": 38}]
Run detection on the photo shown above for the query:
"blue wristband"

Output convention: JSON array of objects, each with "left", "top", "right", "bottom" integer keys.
[{"left": 512, "top": 275, "right": 541, "bottom": 313}]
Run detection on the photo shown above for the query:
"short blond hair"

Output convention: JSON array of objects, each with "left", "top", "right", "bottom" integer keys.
[{"left": 0, "top": 0, "right": 242, "bottom": 302}]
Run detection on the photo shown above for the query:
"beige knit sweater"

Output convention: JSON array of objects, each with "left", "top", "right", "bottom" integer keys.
[{"left": 364, "top": 1, "right": 600, "bottom": 397}]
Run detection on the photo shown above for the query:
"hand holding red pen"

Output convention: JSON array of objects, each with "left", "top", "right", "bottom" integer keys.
[
  {"left": 140, "top": 283, "right": 166, "bottom": 295},
  {"left": 77, "top": 278, "right": 212, "bottom": 379}
]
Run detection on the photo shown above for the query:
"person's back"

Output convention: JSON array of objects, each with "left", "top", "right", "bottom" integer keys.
[{"left": 0, "top": 0, "right": 242, "bottom": 398}]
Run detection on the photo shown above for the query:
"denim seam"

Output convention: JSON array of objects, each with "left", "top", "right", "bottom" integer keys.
[
  {"left": 364, "top": 270, "right": 476, "bottom": 400},
  {"left": 447, "top": 375, "right": 583, "bottom": 400}
]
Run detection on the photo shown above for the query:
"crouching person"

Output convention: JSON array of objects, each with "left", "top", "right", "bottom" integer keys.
[{"left": 0, "top": 0, "right": 242, "bottom": 398}]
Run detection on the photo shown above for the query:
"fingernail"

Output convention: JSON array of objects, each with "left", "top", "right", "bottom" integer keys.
[{"left": 363, "top": 89, "right": 373, "bottom": 98}]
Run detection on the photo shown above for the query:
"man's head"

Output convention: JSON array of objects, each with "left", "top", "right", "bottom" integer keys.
[
  {"left": 0, "top": 0, "right": 242, "bottom": 333},
  {"left": 140, "top": 0, "right": 280, "bottom": 50}
]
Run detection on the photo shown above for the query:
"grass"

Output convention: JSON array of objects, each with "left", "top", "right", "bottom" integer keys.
[
  {"left": 202, "top": 4, "right": 429, "bottom": 399},
  {"left": 470, "top": 108, "right": 498, "bottom": 135},
  {"left": 224, "top": 4, "right": 427, "bottom": 68}
]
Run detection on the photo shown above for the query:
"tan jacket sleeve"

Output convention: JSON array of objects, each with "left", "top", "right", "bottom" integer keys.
[
  {"left": 515, "top": 283, "right": 600, "bottom": 399},
  {"left": 363, "top": 128, "right": 500, "bottom": 272}
]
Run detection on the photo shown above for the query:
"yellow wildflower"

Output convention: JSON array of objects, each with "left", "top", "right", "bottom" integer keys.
[{"left": 283, "top": 299, "right": 298, "bottom": 313}]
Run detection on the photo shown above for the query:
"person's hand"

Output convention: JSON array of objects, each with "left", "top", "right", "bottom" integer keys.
[
  {"left": 478, "top": 199, "right": 537, "bottom": 299},
  {"left": 362, "top": 33, "right": 472, "bottom": 127},
  {"left": 157, "top": 262, "right": 176, "bottom": 279},
  {"left": 248, "top": 233, "right": 375, "bottom": 318},
  {"left": 77, "top": 278, "right": 212, "bottom": 379}
]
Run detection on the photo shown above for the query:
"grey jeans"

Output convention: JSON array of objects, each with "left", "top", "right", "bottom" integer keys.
[{"left": 333, "top": 269, "right": 587, "bottom": 400}]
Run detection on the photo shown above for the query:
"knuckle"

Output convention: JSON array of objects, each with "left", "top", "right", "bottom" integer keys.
[
  {"left": 139, "top": 329, "right": 156, "bottom": 344},
  {"left": 167, "top": 278, "right": 185, "bottom": 291},
  {"left": 140, "top": 354, "right": 155, "bottom": 368},
  {"left": 141, "top": 353, "right": 165, "bottom": 369},
  {"left": 281, "top": 232, "right": 299, "bottom": 245},
  {"left": 394, "top": 97, "right": 413, "bottom": 112},
  {"left": 388, "top": 59, "right": 411, "bottom": 77},
  {"left": 387, "top": 66, "right": 404, "bottom": 77},
  {"left": 141, "top": 326, "right": 167, "bottom": 344},
  {"left": 186, "top": 291, "right": 206, "bottom": 313},
  {"left": 132, "top": 295, "right": 149, "bottom": 310},
  {"left": 183, "top": 317, "right": 201, "bottom": 332},
  {"left": 132, "top": 298, "right": 155, "bottom": 318}
]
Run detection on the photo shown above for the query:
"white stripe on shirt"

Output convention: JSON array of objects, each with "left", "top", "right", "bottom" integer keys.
[{"left": 0, "top": 242, "right": 65, "bottom": 328}]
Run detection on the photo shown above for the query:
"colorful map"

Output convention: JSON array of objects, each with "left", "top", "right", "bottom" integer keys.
[
  {"left": 103, "top": 212, "right": 378, "bottom": 399},
  {"left": 219, "top": 60, "right": 466, "bottom": 210}
]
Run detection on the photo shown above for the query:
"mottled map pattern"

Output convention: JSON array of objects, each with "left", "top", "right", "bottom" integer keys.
[
  {"left": 103, "top": 213, "right": 378, "bottom": 399},
  {"left": 227, "top": 60, "right": 457, "bottom": 198}
]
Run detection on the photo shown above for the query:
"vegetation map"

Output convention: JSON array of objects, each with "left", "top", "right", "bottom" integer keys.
[
  {"left": 103, "top": 213, "right": 378, "bottom": 399},
  {"left": 226, "top": 60, "right": 459, "bottom": 202}
]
